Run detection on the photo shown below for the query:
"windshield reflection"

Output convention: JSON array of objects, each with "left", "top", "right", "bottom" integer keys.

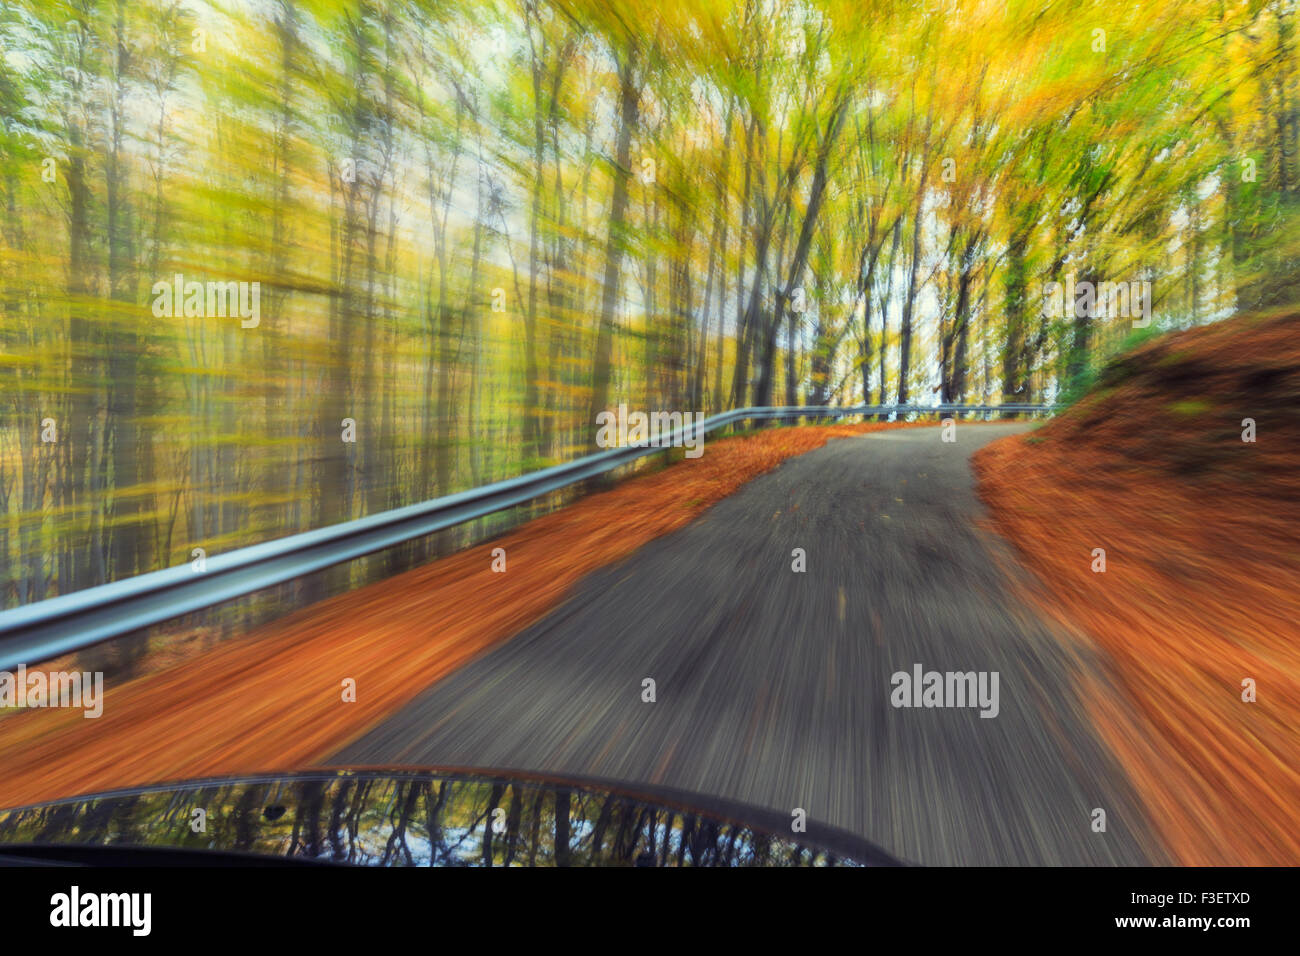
[{"left": 0, "top": 770, "right": 897, "bottom": 867}]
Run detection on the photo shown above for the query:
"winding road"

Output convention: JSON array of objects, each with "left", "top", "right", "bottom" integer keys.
[{"left": 333, "top": 423, "right": 1166, "bottom": 865}]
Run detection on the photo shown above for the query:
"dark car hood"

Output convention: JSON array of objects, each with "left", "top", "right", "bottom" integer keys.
[{"left": 0, "top": 768, "right": 900, "bottom": 867}]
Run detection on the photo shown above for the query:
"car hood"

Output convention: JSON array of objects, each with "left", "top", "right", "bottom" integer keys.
[{"left": 0, "top": 768, "right": 900, "bottom": 867}]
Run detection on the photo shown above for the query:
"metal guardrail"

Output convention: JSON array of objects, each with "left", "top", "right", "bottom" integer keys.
[{"left": 0, "top": 403, "right": 1052, "bottom": 670}]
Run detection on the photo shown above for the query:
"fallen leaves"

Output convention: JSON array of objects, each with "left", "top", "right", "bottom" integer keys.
[
  {"left": 0, "top": 419, "right": 912, "bottom": 810},
  {"left": 975, "top": 311, "right": 1300, "bottom": 865}
]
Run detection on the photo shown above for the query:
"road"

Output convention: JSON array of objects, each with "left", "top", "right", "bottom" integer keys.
[{"left": 333, "top": 423, "right": 1166, "bottom": 865}]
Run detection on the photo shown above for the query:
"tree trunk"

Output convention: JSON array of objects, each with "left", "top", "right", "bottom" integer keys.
[{"left": 587, "top": 43, "right": 638, "bottom": 451}]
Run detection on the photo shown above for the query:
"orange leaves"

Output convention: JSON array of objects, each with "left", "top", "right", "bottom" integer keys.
[
  {"left": 975, "top": 312, "right": 1300, "bottom": 865},
  {"left": 0, "top": 420, "right": 907, "bottom": 810}
]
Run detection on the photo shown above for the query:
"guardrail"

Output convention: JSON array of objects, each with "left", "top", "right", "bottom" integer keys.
[{"left": 0, "top": 402, "right": 1052, "bottom": 670}]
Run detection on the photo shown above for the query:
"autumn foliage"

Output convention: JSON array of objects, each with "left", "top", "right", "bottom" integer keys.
[
  {"left": 0, "top": 420, "right": 909, "bottom": 810},
  {"left": 975, "top": 312, "right": 1300, "bottom": 865}
]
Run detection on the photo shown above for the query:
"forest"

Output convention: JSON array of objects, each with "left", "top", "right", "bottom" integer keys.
[{"left": 0, "top": 0, "right": 1296, "bottom": 610}]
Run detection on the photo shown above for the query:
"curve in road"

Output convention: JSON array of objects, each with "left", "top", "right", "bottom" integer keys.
[{"left": 333, "top": 423, "right": 1167, "bottom": 865}]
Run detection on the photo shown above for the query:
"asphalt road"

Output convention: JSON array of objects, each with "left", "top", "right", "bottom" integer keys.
[{"left": 333, "top": 423, "right": 1166, "bottom": 865}]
